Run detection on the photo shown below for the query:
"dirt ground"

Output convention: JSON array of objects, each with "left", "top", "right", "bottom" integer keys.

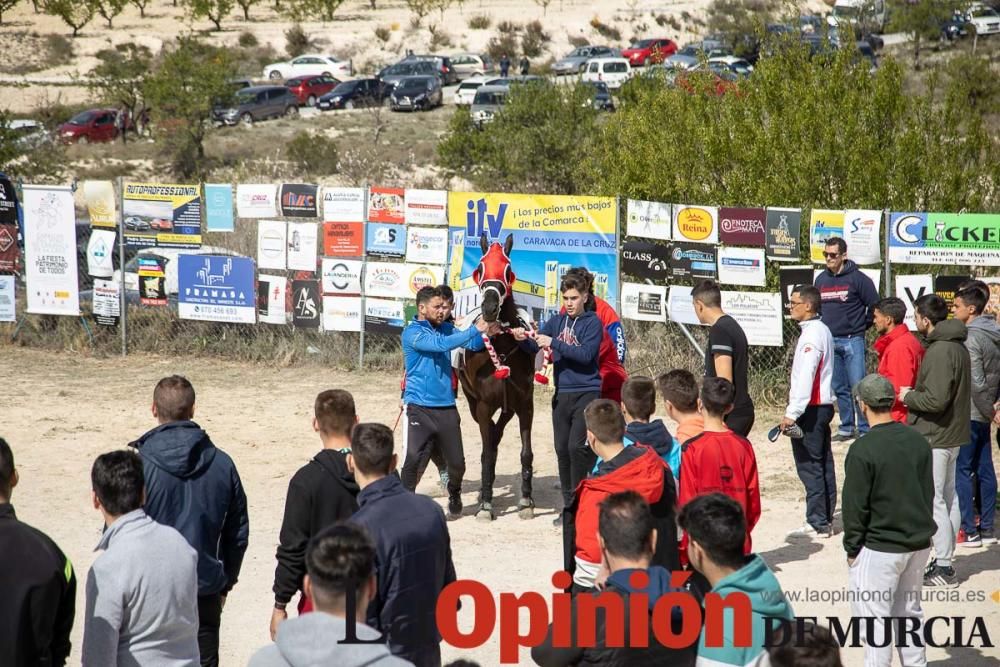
[{"left": 4, "top": 347, "right": 999, "bottom": 666}]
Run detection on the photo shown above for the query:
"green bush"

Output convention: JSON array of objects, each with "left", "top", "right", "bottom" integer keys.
[
  {"left": 589, "top": 16, "right": 621, "bottom": 41},
  {"left": 468, "top": 13, "right": 491, "bottom": 29},
  {"left": 521, "top": 19, "right": 550, "bottom": 58},
  {"left": 285, "top": 24, "right": 312, "bottom": 58},
  {"left": 237, "top": 31, "right": 258, "bottom": 47},
  {"left": 286, "top": 130, "right": 339, "bottom": 175},
  {"left": 374, "top": 25, "right": 391, "bottom": 43}
]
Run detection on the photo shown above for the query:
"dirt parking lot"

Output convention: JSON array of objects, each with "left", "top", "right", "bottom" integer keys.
[{"left": 4, "top": 347, "right": 999, "bottom": 665}]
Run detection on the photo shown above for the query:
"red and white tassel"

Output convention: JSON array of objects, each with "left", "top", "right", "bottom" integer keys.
[
  {"left": 481, "top": 333, "right": 511, "bottom": 380},
  {"left": 505, "top": 327, "right": 550, "bottom": 385}
]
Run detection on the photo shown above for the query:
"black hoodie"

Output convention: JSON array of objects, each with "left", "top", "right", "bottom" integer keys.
[
  {"left": 273, "top": 449, "right": 360, "bottom": 605},
  {"left": 130, "top": 420, "right": 249, "bottom": 597}
]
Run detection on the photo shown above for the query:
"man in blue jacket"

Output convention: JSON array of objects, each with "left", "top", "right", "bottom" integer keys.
[
  {"left": 813, "top": 237, "right": 880, "bottom": 441},
  {"left": 401, "top": 285, "right": 494, "bottom": 518},
  {"left": 129, "top": 375, "right": 250, "bottom": 667},
  {"left": 349, "top": 423, "right": 456, "bottom": 667}
]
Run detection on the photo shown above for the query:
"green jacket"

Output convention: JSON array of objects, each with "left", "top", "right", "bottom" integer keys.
[
  {"left": 902, "top": 318, "right": 971, "bottom": 448},
  {"left": 842, "top": 422, "right": 936, "bottom": 558}
]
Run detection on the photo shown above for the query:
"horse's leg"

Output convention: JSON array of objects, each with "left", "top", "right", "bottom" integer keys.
[
  {"left": 516, "top": 397, "right": 535, "bottom": 519},
  {"left": 476, "top": 401, "right": 498, "bottom": 521}
]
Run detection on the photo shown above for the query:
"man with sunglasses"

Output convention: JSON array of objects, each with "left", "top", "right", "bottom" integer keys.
[{"left": 814, "top": 237, "right": 880, "bottom": 442}]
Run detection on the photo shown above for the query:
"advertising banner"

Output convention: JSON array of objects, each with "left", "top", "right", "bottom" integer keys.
[
  {"left": 368, "top": 186, "right": 405, "bottom": 224},
  {"left": 0, "top": 223, "right": 19, "bottom": 273},
  {"left": 279, "top": 183, "right": 319, "bottom": 218},
  {"left": 669, "top": 243, "right": 717, "bottom": 281},
  {"left": 83, "top": 180, "right": 117, "bottom": 228},
  {"left": 321, "top": 258, "right": 363, "bottom": 295},
  {"left": 322, "top": 296, "right": 363, "bottom": 332},
  {"left": 843, "top": 209, "right": 881, "bottom": 265},
  {"left": 984, "top": 278, "right": 1000, "bottom": 316},
  {"left": 138, "top": 255, "right": 166, "bottom": 306},
  {"left": 447, "top": 192, "right": 618, "bottom": 312},
  {"left": 236, "top": 184, "right": 278, "bottom": 218},
  {"left": 406, "top": 226, "right": 449, "bottom": 265},
  {"left": 177, "top": 255, "right": 256, "bottom": 323},
  {"left": 92, "top": 278, "right": 120, "bottom": 326},
  {"left": 365, "top": 261, "right": 444, "bottom": 298},
  {"left": 889, "top": 212, "right": 1000, "bottom": 266},
  {"left": 673, "top": 204, "right": 719, "bottom": 244},
  {"left": 86, "top": 229, "right": 116, "bottom": 278},
  {"left": 257, "top": 274, "right": 287, "bottom": 325},
  {"left": 322, "top": 221, "right": 364, "bottom": 257},
  {"left": 287, "top": 222, "right": 318, "bottom": 272},
  {"left": 779, "top": 265, "right": 814, "bottom": 310},
  {"left": 292, "top": 279, "right": 321, "bottom": 328},
  {"left": 122, "top": 182, "right": 202, "bottom": 248},
  {"left": 23, "top": 185, "right": 80, "bottom": 316},
  {"left": 257, "top": 220, "right": 287, "bottom": 270},
  {"left": 667, "top": 285, "right": 699, "bottom": 325},
  {"left": 0, "top": 275, "right": 14, "bottom": 322},
  {"left": 625, "top": 199, "right": 672, "bottom": 241},
  {"left": 935, "top": 274, "right": 971, "bottom": 312},
  {"left": 722, "top": 291, "right": 783, "bottom": 347},
  {"left": 717, "top": 246, "right": 766, "bottom": 287},
  {"left": 0, "top": 174, "right": 18, "bottom": 225},
  {"left": 366, "top": 222, "right": 406, "bottom": 257},
  {"left": 620, "top": 240, "right": 669, "bottom": 281},
  {"left": 322, "top": 187, "right": 366, "bottom": 222},
  {"left": 620, "top": 282, "right": 666, "bottom": 322},
  {"left": 364, "top": 297, "right": 406, "bottom": 334},
  {"left": 719, "top": 207, "right": 766, "bottom": 247},
  {"left": 765, "top": 207, "right": 801, "bottom": 261},
  {"left": 895, "top": 274, "right": 933, "bottom": 331},
  {"left": 204, "top": 184, "right": 234, "bottom": 232},
  {"left": 809, "top": 209, "right": 845, "bottom": 263},
  {"left": 404, "top": 189, "right": 448, "bottom": 226}
]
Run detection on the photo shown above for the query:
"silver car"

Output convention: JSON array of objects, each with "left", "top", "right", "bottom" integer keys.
[
  {"left": 551, "top": 45, "right": 618, "bottom": 75},
  {"left": 470, "top": 84, "right": 508, "bottom": 126}
]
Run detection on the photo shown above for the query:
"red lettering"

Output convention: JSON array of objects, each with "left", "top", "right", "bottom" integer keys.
[
  {"left": 577, "top": 590, "right": 625, "bottom": 648},
  {"left": 498, "top": 592, "right": 549, "bottom": 663},
  {"left": 551, "top": 572, "right": 573, "bottom": 649},
  {"left": 651, "top": 589, "right": 702, "bottom": 648},
  {"left": 628, "top": 570, "right": 650, "bottom": 648},
  {"left": 704, "top": 591, "right": 754, "bottom": 648},
  {"left": 436, "top": 580, "right": 495, "bottom": 649}
]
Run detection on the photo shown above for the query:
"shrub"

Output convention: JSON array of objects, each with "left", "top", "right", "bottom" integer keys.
[
  {"left": 44, "top": 34, "right": 74, "bottom": 61},
  {"left": 237, "top": 30, "right": 258, "bottom": 47},
  {"left": 468, "top": 13, "right": 490, "bottom": 29},
  {"left": 286, "top": 130, "right": 339, "bottom": 175},
  {"left": 429, "top": 25, "right": 453, "bottom": 50},
  {"left": 590, "top": 16, "right": 622, "bottom": 41},
  {"left": 374, "top": 25, "right": 391, "bottom": 43},
  {"left": 485, "top": 31, "right": 519, "bottom": 61},
  {"left": 568, "top": 33, "right": 589, "bottom": 47},
  {"left": 521, "top": 19, "right": 550, "bottom": 57},
  {"left": 497, "top": 19, "right": 519, "bottom": 34},
  {"left": 285, "top": 23, "right": 312, "bottom": 58}
]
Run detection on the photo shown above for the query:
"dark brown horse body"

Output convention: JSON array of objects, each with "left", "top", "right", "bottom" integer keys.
[{"left": 458, "top": 234, "right": 535, "bottom": 521}]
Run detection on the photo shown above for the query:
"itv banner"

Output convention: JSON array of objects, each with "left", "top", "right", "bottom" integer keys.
[
  {"left": 889, "top": 212, "right": 1000, "bottom": 266},
  {"left": 447, "top": 192, "right": 619, "bottom": 312}
]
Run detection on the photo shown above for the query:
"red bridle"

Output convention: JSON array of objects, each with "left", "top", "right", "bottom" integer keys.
[{"left": 472, "top": 242, "right": 516, "bottom": 302}]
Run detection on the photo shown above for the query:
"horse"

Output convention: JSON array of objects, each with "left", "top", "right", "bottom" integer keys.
[{"left": 457, "top": 233, "right": 536, "bottom": 521}]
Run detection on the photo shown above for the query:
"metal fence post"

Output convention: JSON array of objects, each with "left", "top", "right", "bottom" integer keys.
[
  {"left": 357, "top": 184, "right": 368, "bottom": 371},
  {"left": 614, "top": 195, "right": 621, "bottom": 314},
  {"left": 117, "top": 177, "right": 127, "bottom": 357},
  {"left": 883, "top": 208, "right": 892, "bottom": 297}
]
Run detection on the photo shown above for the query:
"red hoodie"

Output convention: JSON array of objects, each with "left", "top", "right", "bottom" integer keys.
[
  {"left": 562, "top": 296, "right": 628, "bottom": 402},
  {"left": 873, "top": 324, "right": 925, "bottom": 423}
]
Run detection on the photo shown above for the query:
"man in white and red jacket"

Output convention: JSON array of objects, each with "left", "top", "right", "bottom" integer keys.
[{"left": 780, "top": 285, "right": 836, "bottom": 540}]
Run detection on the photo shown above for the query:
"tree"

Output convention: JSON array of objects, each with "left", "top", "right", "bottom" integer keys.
[
  {"left": 888, "top": 0, "right": 958, "bottom": 69},
  {"left": 234, "top": 0, "right": 258, "bottom": 20},
  {"left": 283, "top": 0, "right": 343, "bottom": 21},
  {"left": 90, "top": 0, "right": 126, "bottom": 27},
  {"left": 130, "top": 0, "right": 149, "bottom": 17},
  {"left": 405, "top": 0, "right": 433, "bottom": 25},
  {"left": 143, "top": 37, "right": 237, "bottom": 178},
  {"left": 705, "top": 0, "right": 779, "bottom": 56},
  {"left": 185, "top": 0, "right": 234, "bottom": 30},
  {"left": 42, "top": 0, "right": 94, "bottom": 36},
  {"left": 0, "top": 110, "right": 66, "bottom": 181},
  {"left": 0, "top": 0, "right": 20, "bottom": 24},
  {"left": 88, "top": 43, "right": 152, "bottom": 123},
  {"left": 533, "top": 0, "right": 551, "bottom": 15}
]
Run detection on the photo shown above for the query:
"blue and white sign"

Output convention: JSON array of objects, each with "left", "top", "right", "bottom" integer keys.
[
  {"left": 366, "top": 222, "right": 406, "bottom": 257},
  {"left": 178, "top": 254, "right": 256, "bottom": 323},
  {"left": 87, "top": 229, "right": 116, "bottom": 278},
  {"left": 205, "top": 184, "right": 234, "bottom": 232}
]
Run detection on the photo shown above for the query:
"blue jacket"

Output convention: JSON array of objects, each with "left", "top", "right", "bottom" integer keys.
[
  {"left": 626, "top": 419, "right": 679, "bottom": 477},
  {"left": 351, "top": 475, "right": 456, "bottom": 666},
  {"left": 814, "top": 260, "right": 880, "bottom": 337},
  {"left": 402, "top": 319, "right": 483, "bottom": 407},
  {"left": 130, "top": 421, "right": 250, "bottom": 596},
  {"left": 525, "top": 310, "right": 602, "bottom": 393}
]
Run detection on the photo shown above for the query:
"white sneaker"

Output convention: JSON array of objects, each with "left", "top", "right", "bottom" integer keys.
[{"left": 786, "top": 523, "right": 832, "bottom": 541}]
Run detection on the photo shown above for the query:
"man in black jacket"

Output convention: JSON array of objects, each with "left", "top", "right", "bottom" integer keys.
[
  {"left": 270, "top": 389, "right": 361, "bottom": 639},
  {"left": 532, "top": 491, "right": 696, "bottom": 667},
  {"left": 349, "top": 423, "right": 456, "bottom": 667},
  {"left": 130, "top": 375, "right": 250, "bottom": 667},
  {"left": 0, "top": 438, "right": 76, "bottom": 667}
]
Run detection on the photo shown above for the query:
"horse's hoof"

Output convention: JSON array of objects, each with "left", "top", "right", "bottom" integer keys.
[
  {"left": 476, "top": 503, "right": 495, "bottom": 521},
  {"left": 518, "top": 505, "right": 534, "bottom": 520}
]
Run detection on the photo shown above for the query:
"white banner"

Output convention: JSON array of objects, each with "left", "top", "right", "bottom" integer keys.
[
  {"left": 287, "top": 222, "right": 318, "bottom": 272},
  {"left": 673, "top": 204, "right": 719, "bottom": 244},
  {"left": 323, "top": 296, "right": 363, "bottom": 332},
  {"left": 722, "top": 291, "right": 783, "bottom": 347},
  {"left": 895, "top": 274, "right": 933, "bottom": 331},
  {"left": 258, "top": 275, "right": 287, "bottom": 325},
  {"left": 404, "top": 189, "right": 448, "bottom": 226},
  {"left": 92, "top": 278, "right": 120, "bottom": 325},
  {"left": 257, "top": 220, "right": 286, "bottom": 270},
  {"left": 406, "top": 226, "right": 449, "bottom": 265},
  {"left": 717, "top": 247, "right": 766, "bottom": 287},
  {"left": 322, "top": 187, "right": 366, "bottom": 222},
  {"left": 0, "top": 275, "right": 14, "bottom": 322},
  {"left": 620, "top": 282, "right": 666, "bottom": 322},
  {"left": 236, "top": 184, "right": 278, "bottom": 218},
  {"left": 23, "top": 185, "right": 80, "bottom": 316},
  {"left": 667, "top": 285, "right": 700, "bottom": 325},
  {"left": 626, "top": 199, "right": 672, "bottom": 241},
  {"left": 405, "top": 264, "right": 445, "bottom": 297},
  {"left": 844, "top": 209, "right": 882, "bottom": 265},
  {"left": 86, "top": 229, "right": 116, "bottom": 278},
  {"left": 364, "top": 261, "right": 444, "bottom": 298},
  {"left": 321, "top": 258, "right": 363, "bottom": 295}
]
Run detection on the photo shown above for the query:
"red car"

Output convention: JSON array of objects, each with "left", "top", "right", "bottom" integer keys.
[
  {"left": 57, "top": 108, "right": 121, "bottom": 144},
  {"left": 285, "top": 74, "right": 340, "bottom": 106},
  {"left": 621, "top": 38, "right": 678, "bottom": 66},
  {"left": 150, "top": 218, "right": 173, "bottom": 231}
]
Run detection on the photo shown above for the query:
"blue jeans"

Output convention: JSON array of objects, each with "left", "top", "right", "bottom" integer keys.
[
  {"left": 957, "top": 421, "right": 997, "bottom": 533},
  {"left": 832, "top": 335, "right": 869, "bottom": 435}
]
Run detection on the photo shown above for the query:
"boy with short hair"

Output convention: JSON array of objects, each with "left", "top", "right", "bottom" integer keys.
[
  {"left": 621, "top": 376, "right": 678, "bottom": 477},
  {"left": 271, "top": 389, "right": 361, "bottom": 638},
  {"left": 655, "top": 369, "right": 704, "bottom": 448}
]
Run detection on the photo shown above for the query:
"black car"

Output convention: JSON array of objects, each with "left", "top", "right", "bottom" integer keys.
[
  {"left": 317, "top": 78, "right": 386, "bottom": 110},
  {"left": 582, "top": 81, "right": 615, "bottom": 111},
  {"left": 389, "top": 75, "right": 443, "bottom": 111},
  {"left": 402, "top": 54, "right": 458, "bottom": 85}
]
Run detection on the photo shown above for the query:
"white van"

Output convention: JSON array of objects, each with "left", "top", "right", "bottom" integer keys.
[
  {"left": 581, "top": 57, "right": 632, "bottom": 90},
  {"left": 828, "top": 0, "right": 888, "bottom": 33}
]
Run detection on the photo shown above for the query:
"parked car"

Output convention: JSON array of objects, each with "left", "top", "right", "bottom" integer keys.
[
  {"left": 264, "top": 54, "right": 353, "bottom": 81},
  {"left": 581, "top": 57, "right": 632, "bottom": 89},
  {"left": 482, "top": 74, "right": 545, "bottom": 87},
  {"left": 470, "top": 84, "right": 508, "bottom": 126},
  {"left": 58, "top": 108, "right": 120, "bottom": 144},
  {"left": 966, "top": 3, "right": 1000, "bottom": 35},
  {"left": 318, "top": 78, "right": 386, "bottom": 110},
  {"left": 551, "top": 45, "right": 619, "bottom": 75},
  {"left": 449, "top": 53, "right": 494, "bottom": 79},
  {"left": 124, "top": 216, "right": 150, "bottom": 231},
  {"left": 228, "top": 78, "right": 254, "bottom": 90},
  {"left": 212, "top": 85, "right": 299, "bottom": 125},
  {"left": 663, "top": 53, "right": 701, "bottom": 71},
  {"left": 708, "top": 55, "right": 754, "bottom": 77},
  {"left": 284, "top": 74, "right": 340, "bottom": 106},
  {"left": 3, "top": 119, "right": 50, "bottom": 148},
  {"left": 676, "top": 40, "right": 731, "bottom": 59},
  {"left": 389, "top": 75, "right": 443, "bottom": 111},
  {"left": 402, "top": 54, "right": 458, "bottom": 85},
  {"left": 581, "top": 81, "right": 615, "bottom": 111},
  {"left": 621, "top": 38, "right": 678, "bottom": 66},
  {"left": 941, "top": 10, "right": 970, "bottom": 40},
  {"left": 827, "top": 0, "right": 888, "bottom": 34},
  {"left": 379, "top": 60, "right": 440, "bottom": 90},
  {"left": 454, "top": 76, "right": 486, "bottom": 105}
]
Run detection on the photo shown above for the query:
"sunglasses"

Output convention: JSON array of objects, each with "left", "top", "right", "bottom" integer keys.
[{"left": 823, "top": 252, "right": 842, "bottom": 259}]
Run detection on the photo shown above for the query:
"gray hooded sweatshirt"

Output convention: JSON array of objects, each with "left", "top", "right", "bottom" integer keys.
[
  {"left": 248, "top": 612, "right": 413, "bottom": 667},
  {"left": 965, "top": 314, "right": 1000, "bottom": 422}
]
